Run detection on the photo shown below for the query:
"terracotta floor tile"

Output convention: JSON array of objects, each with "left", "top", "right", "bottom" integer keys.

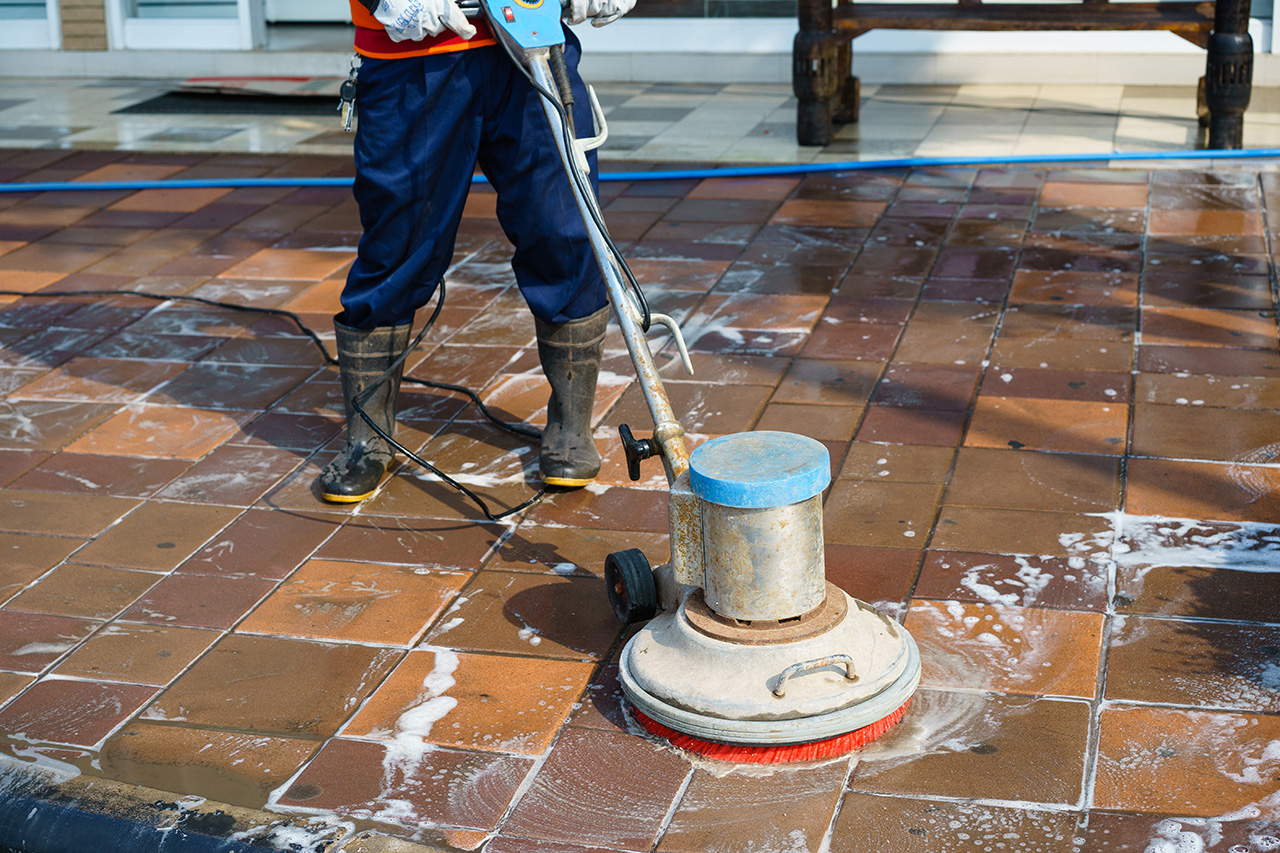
[
  {"left": 10, "top": 452, "right": 191, "bottom": 498},
  {"left": 946, "top": 447, "right": 1120, "bottom": 513},
  {"left": 119, "top": 572, "right": 275, "bottom": 630},
  {"left": 1106, "top": 615, "right": 1280, "bottom": 713},
  {"left": 1082, "top": 811, "right": 1280, "bottom": 853},
  {"left": 823, "top": 480, "right": 945, "bottom": 548},
  {"left": 771, "top": 359, "right": 882, "bottom": 406},
  {"left": 658, "top": 760, "right": 849, "bottom": 853},
  {"left": 110, "top": 187, "right": 233, "bottom": 213},
  {"left": 0, "top": 401, "right": 121, "bottom": 452},
  {"left": 1143, "top": 271, "right": 1273, "bottom": 311},
  {"left": 894, "top": 322, "right": 995, "bottom": 366},
  {"left": 489, "top": 526, "right": 669, "bottom": 579},
  {"left": 73, "top": 502, "right": 240, "bottom": 572},
  {"left": 9, "top": 357, "right": 186, "bottom": 403},
  {"left": 1116, "top": 562, "right": 1280, "bottom": 624},
  {"left": 101, "top": 722, "right": 320, "bottom": 809},
  {"left": 915, "top": 551, "right": 1108, "bottom": 611},
  {"left": 855, "top": 406, "right": 967, "bottom": 447},
  {"left": 275, "top": 738, "right": 534, "bottom": 832},
  {"left": 344, "top": 648, "right": 593, "bottom": 755},
  {"left": 1009, "top": 270, "right": 1138, "bottom": 307},
  {"left": 872, "top": 362, "right": 980, "bottom": 410},
  {"left": 966, "top": 397, "right": 1127, "bottom": 455},
  {"left": 989, "top": 335, "right": 1133, "bottom": 373},
  {"left": 317, "top": 514, "right": 507, "bottom": 568},
  {"left": 144, "top": 634, "right": 400, "bottom": 735},
  {"left": 906, "top": 600, "right": 1103, "bottom": 698},
  {"left": 84, "top": 331, "right": 226, "bottom": 363},
  {"left": 0, "top": 488, "right": 137, "bottom": 537},
  {"left": 755, "top": 403, "right": 861, "bottom": 442},
  {"left": 154, "top": 445, "right": 302, "bottom": 505},
  {"left": 0, "top": 610, "right": 97, "bottom": 673},
  {"left": 944, "top": 220, "right": 1027, "bottom": 250},
  {"left": 688, "top": 176, "right": 800, "bottom": 200},
  {"left": 0, "top": 532, "right": 86, "bottom": 605},
  {"left": 607, "top": 381, "right": 769, "bottom": 435},
  {"left": 486, "top": 838, "right": 627, "bottom": 853},
  {"left": 1132, "top": 404, "right": 1280, "bottom": 462},
  {"left": 230, "top": 411, "right": 342, "bottom": 452},
  {"left": 1094, "top": 706, "right": 1280, "bottom": 817},
  {"left": 55, "top": 624, "right": 220, "bottom": 686},
  {"left": 0, "top": 679, "right": 156, "bottom": 747},
  {"left": 850, "top": 688, "right": 1090, "bottom": 806},
  {"left": 831, "top": 793, "right": 1085, "bottom": 853},
  {"left": 1125, "top": 457, "right": 1280, "bottom": 522},
  {"left": 201, "top": 334, "right": 325, "bottom": 367},
  {"left": 0, "top": 270, "right": 65, "bottom": 294},
  {"left": 1135, "top": 372, "right": 1280, "bottom": 410},
  {"left": 0, "top": 448, "right": 48, "bottom": 487},
  {"left": 148, "top": 364, "right": 314, "bottom": 411},
  {"left": 6, "top": 563, "right": 159, "bottom": 620},
  {"left": 825, "top": 544, "right": 920, "bottom": 608},
  {"left": 179, "top": 508, "right": 343, "bottom": 579},
  {"left": 238, "top": 559, "right": 468, "bottom": 646},
  {"left": 1141, "top": 307, "right": 1278, "bottom": 349},
  {"left": 837, "top": 443, "right": 954, "bottom": 483},
  {"left": 502, "top": 727, "right": 690, "bottom": 849},
  {"left": 821, "top": 295, "right": 914, "bottom": 326},
  {"left": 1041, "top": 180, "right": 1147, "bottom": 209},
  {"left": 984, "top": 366, "right": 1131, "bottom": 403},
  {"left": 1148, "top": 210, "right": 1263, "bottom": 237},
  {"left": 425, "top": 570, "right": 618, "bottom": 661},
  {"left": 65, "top": 404, "right": 255, "bottom": 459},
  {"left": 1138, "top": 343, "right": 1280, "bottom": 377},
  {"left": 930, "top": 247, "right": 1017, "bottom": 281},
  {"left": 837, "top": 273, "right": 922, "bottom": 300},
  {"left": 930, "top": 506, "right": 1113, "bottom": 558},
  {"left": 799, "top": 321, "right": 901, "bottom": 360},
  {"left": 0, "top": 671, "right": 32, "bottom": 708},
  {"left": 770, "top": 199, "right": 884, "bottom": 228},
  {"left": 524, "top": 486, "right": 669, "bottom": 533}
]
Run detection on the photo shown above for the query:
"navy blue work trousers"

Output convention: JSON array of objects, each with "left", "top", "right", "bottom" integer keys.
[{"left": 341, "top": 28, "right": 608, "bottom": 330}]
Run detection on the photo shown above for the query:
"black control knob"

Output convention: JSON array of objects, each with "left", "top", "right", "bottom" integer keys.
[{"left": 618, "top": 424, "right": 657, "bottom": 482}]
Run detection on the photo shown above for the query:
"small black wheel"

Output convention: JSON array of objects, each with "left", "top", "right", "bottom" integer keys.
[{"left": 604, "top": 548, "right": 657, "bottom": 624}]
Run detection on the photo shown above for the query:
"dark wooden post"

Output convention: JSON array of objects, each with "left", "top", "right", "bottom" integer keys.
[
  {"left": 794, "top": 0, "right": 841, "bottom": 145},
  {"left": 1204, "top": 0, "right": 1253, "bottom": 148}
]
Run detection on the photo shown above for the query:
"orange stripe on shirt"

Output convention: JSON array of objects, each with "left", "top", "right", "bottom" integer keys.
[{"left": 349, "top": 0, "right": 496, "bottom": 59}]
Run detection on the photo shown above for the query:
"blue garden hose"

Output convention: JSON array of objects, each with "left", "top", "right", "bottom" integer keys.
[{"left": 3, "top": 146, "right": 1280, "bottom": 194}]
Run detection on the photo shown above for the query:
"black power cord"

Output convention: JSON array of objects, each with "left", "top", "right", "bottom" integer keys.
[{"left": 0, "top": 282, "right": 548, "bottom": 522}]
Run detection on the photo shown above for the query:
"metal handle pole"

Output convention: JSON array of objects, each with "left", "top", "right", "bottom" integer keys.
[{"left": 526, "top": 51, "right": 689, "bottom": 483}]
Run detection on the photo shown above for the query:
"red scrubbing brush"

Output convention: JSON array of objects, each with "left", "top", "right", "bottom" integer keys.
[{"left": 632, "top": 699, "right": 911, "bottom": 764}]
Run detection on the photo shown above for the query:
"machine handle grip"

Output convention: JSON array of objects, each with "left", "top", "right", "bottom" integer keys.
[{"left": 772, "top": 654, "right": 857, "bottom": 698}]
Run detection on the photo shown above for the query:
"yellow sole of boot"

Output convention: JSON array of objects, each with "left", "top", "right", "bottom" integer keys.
[
  {"left": 541, "top": 475, "right": 595, "bottom": 489},
  {"left": 320, "top": 489, "right": 375, "bottom": 504}
]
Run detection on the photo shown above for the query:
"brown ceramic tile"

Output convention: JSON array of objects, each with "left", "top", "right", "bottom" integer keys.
[
  {"left": 486, "top": 838, "right": 627, "bottom": 853},
  {"left": 148, "top": 364, "right": 314, "bottom": 411},
  {"left": 1106, "top": 615, "right": 1280, "bottom": 713},
  {"left": 1141, "top": 307, "right": 1278, "bottom": 349},
  {"left": 0, "top": 488, "right": 137, "bottom": 537},
  {"left": 9, "top": 357, "right": 187, "bottom": 403},
  {"left": 1041, "top": 181, "right": 1147, "bottom": 209},
  {"left": 0, "top": 401, "right": 120, "bottom": 452},
  {"left": 825, "top": 544, "right": 920, "bottom": 608},
  {"left": 850, "top": 688, "right": 1090, "bottom": 806},
  {"left": 1125, "top": 457, "right": 1280, "bottom": 522},
  {"left": 855, "top": 406, "right": 967, "bottom": 447},
  {"left": 946, "top": 447, "right": 1120, "bottom": 513},
  {"left": 65, "top": 404, "right": 256, "bottom": 459},
  {"left": 1137, "top": 343, "right": 1280, "bottom": 377},
  {"left": 1094, "top": 706, "right": 1280, "bottom": 816},
  {"left": 687, "top": 176, "right": 799, "bottom": 201},
  {"left": 55, "top": 624, "right": 220, "bottom": 686},
  {"left": 143, "top": 633, "right": 400, "bottom": 735},
  {"left": 424, "top": 570, "right": 619, "bottom": 661},
  {"left": 489, "top": 526, "right": 669, "bottom": 578},
  {"left": 1008, "top": 270, "right": 1138, "bottom": 308},
  {"left": 0, "top": 532, "right": 86, "bottom": 604},
  {"left": 119, "top": 572, "right": 275, "bottom": 630},
  {"left": 73, "top": 502, "right": 240, "bottom": 571},
  {"left": 1115, "top": 558, "right": 1280, "bottom": 624},
  {"left": 906, "top": 600, "right": 1103, "bottom": 698},
  {"left": 344, "top": 648, "right": 593, "bottom": 755},
  {"left": 101, "top": 722, "right": 320, "bottom": 809},
  {"left": 275, "top": 738, "right": 534, "bottom": 831},
  {"left": 770, "top": 199, "right": 884, "bottom": 228},
  {"left": 239, "top": 559, "right": 468, "bottom": 645},
  {"left": 230, "top": 411, "right": 342, "bottom": 452},
  {"left": 983, "top": 366, "right": 1131, "bottom": 403},
  {"left": 771, "top": 359, "right": 881, "bottom": 406},
  {"left": 502, "top": 727, "right": 690, "bottom": 849},
  {"left": 110, "top": 187, "right": 232, "bottom": 213},
  {"left": 837, "top": 443, "right": 954, "bottom": 483},
  {"left": 523, "top": 486, "right": 669, "bottom": 534},
  {"left": 830, "top": 793, "right": 1085, "bottom": 853},
  {"left": 0, "top": 449, "right": 48, "bottom": 487},
  {"left": 0, "top": 671, "right": 32, "bottom": 709},
  {"left": 894, "top": 322, "right": 995, "bottom": 366},
  {"left": 178, "top": 508, "right": 343, "bottom": 579},
  {"left": 1081, "top": 811, "right": 1280, "bottom": 853},
  {"left": 824, "top": 480, "right": 944, "bottom": 548},
  {"left": 607, "top": 381, "right": 770, "bottom": 435},
  {"left": 0, "top": 678, "right": 156, "bottom": 747},
  {"left": 317, "top": 514, "right": 507, "bottom": 568},
  {"left": 0, "top": 610, "right": 97, "bottom": 673},
  {"left": 1134, "top": 372, "right": 1280, "bottom": 410},
  {"left": 871, "top": 363, "right": 979, "bottom": 411},
  {"left": 6, "top": 564, "right": 158, "bottom": 620},
  {"left": 10, "top": 452, "right": 191, "bottom": 498},
  {"left": 799, "top": 321, "right": 901, "bottom": 360},
  {"left": 966, "top": 397, "right": 1127, "bottom": 455},
  {"left": 754, "top": 403, "right": 861, "bottom": 442},
  {"left": 1132, "top": 404, "right": 1280, "bottom": 463},
  {"left": 1143, "top": 270, "right": 1272, "bottom": 310},
  {"left": 154, "top": 445, "right": 302, "bottom": 505},
  {"left": 1148, "top": 210, "right": 1263, "bottom": 237},
  {"left": 930, "top": 506, "right": 1113, "bottom": 559},
  {"left": 916, "top": 550, "right": 1108, "bottom": 611},
  {"left": 658, "top": 760, "right": 849, "bottom": 853}
]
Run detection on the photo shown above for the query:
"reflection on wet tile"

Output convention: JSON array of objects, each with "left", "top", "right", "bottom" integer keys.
[
  {"left": 915, "top": 551, "right": 1108, "bottom": 611},
  {"left": 0, "top": 610, "right": 97, "bottom": 673},
  {"left": 831, "top": 793, "right": 1085, "bottom": 852},
  {"left": 0, "top": 679, "right": 157, "bottom": 747},
  {"left": 55, "top": 624, "right": 220, "bottom": 686}
]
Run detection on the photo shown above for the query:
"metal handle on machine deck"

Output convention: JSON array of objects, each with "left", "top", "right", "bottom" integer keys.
[{"left": 772, "top": 654, "right": 858, "bottom": 698}]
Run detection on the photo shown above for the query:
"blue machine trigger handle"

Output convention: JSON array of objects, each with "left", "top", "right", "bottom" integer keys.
[{"left": 467, "top": 0, "right": 565, "bottom": 49}]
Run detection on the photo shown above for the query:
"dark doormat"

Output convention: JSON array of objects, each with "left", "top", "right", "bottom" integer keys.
[{"left": 114, "top": 92, "right": 337, "bottom": 116}]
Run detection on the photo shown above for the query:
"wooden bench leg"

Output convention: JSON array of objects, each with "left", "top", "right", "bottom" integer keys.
[
  {"left": 794, "top": 30, "right": 842, "bottom": 146},
  {"left": 833, "top": 39, "right": 860, "bottom": 125},
  {"left": 1204, "top": 0, "right": 1253, "bottom": 149}
]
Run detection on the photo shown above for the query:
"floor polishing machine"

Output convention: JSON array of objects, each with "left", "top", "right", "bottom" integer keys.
[{"left": 475, "top": 0, "right": 921, "bottom": 762}]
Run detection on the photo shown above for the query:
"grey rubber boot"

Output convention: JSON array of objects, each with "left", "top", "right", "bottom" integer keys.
[
  {"left": 318, "top": 315, "right": 412, "bottom": 503},
  {"left": 536, "top": 306, "right": 609, "bottom": 487}
]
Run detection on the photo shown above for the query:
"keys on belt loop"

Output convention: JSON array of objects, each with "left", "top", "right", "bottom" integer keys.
[{"left": 338, "top": 57, "right": 359, "bottom": 133}]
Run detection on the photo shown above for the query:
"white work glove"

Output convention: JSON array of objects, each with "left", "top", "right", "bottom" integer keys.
[
  {"left": 375, "top": 0, "right": 476, "bottom": 41},
  {"left": 562, "top": 0, "right": 635, "bottom": 26}
]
